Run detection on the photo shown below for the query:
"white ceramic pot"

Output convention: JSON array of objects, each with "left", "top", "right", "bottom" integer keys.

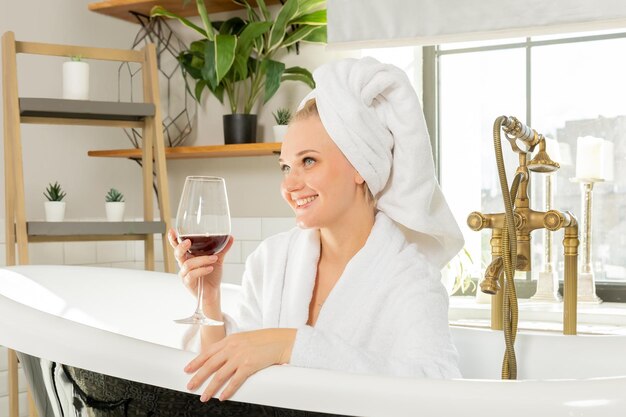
[
  {"left": 44, "top": 201, "right": 66, "bottom": 222},
  {"left": 105, "top": 202, "right": 125, "bottom": 222},
  {"left": 63, "top": 61, "right": 89, "bottom": 100},
  {"left": 272, "top": 125, "right": 289, "bottom": 142}
]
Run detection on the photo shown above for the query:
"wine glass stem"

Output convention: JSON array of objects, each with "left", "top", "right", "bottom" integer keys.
[{"left": 196, "top": 276, "right": 205, "bottom": 315}]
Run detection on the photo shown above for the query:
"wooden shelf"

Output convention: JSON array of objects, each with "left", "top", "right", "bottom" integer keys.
[
  {"left": 19, "top": 98, "right": 154, "bottom": 127},
  {"left": 88, "top": 142, "right": 282, "bottom": 159},
  {"left": 27, "top": 221, "right": 165, "bottom": 242},
  {"left": 88, "top": 0, "right": 281, "bottom": 24}
]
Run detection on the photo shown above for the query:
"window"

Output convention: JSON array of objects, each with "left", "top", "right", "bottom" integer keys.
[{"left": 430, "top": 31, "right": 626, "bottom": 300}]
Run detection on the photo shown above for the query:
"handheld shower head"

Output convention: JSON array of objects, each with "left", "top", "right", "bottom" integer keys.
[
  {"left": 501, "top": 116, "right": 541, "bottom": 154},
  {"left": 528, "top": 139, "right": 560, "bottom": 173}
]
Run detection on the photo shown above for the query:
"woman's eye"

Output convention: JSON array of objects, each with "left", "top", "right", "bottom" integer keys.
[
  {"left": 280, "top": 164, "right": 290, "bottom": 174},
  {"left": 303, "top": 157, "right": 316, "bottom": 166}
]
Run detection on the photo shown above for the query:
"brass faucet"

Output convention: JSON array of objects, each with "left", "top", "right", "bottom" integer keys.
[{"left": 466, "top": 116, "right": 580, "bottom": 379}]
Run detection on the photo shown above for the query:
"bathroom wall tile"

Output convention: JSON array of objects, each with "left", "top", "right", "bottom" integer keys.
[
  {"left": 134, "top": 241, "right": 145, "bottom": 262},
  {"left": 261, "top": 217, "right": 295, "bottom": 239},
  {"left": 241, "top": 241, "right": 262, "bottom": 262},
  {"left": 109, "top": 261, "right": 144, "bottom": 270},
  {"left": 126, "top": 242, "right": 136, "bottom": 262},
  {"left": 64, "top": 242, "right": 97, "bottom": 265},
  {"left": 0, "top": 347, "right": 6, "bottom": 371},
  {"left": 0, "top": 392, "right": 28, "bottom": 417},
  {"left": 222, "top": 263, "right": 245, "bottom": 285},
  {"left": 231, "top": 218, "right": 262, "bottom": 240},
  {"left": 96, "top": 241, "right": 128, "bottom": 263},
  {"left": 224, "top": 240, "right": 241, "bottom": 264},
  {"left": 0, "top": 372, "right": 5, "bottom": 398},
  {"left": 154, "top": 261, "right": 165, "bottom": 272},
  {"left": 28, "top": 243, "right": 64, "bottom": 265},
  {"left": 0, "top": 245, "right": 5, "bottom": 267},
  {"left": 153, "top": 235, "right": 164, "bottom": 262}
]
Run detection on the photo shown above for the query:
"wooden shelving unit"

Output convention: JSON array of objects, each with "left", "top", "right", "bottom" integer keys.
[
  {"left": 26, "top": 221, "right": 166, "bottom": 242},
  {"left": 2, "top": 31, "right": 178, "bottom": 417},
  {"left": 2, "top": 33, "right": 176, "bottom": 270},
  {"left": 88, "top": 0, "right": 281, "bottom": 24},
  {"left": 88, "top": 142, "right": 282, "bottom": 159}
]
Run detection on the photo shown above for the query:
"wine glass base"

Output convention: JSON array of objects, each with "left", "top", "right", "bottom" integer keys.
[{"left": 174, "top": 312, "right": 224, "bottom": 326}]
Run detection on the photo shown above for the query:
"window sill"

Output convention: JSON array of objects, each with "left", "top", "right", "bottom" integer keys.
[{"left": 449, "top": 296, "right": 626, "bottom": 335}]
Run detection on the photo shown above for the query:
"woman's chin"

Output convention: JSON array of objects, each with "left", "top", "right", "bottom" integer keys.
[{"left": 295, "top": 215, "right": 319, "bottom": 229}]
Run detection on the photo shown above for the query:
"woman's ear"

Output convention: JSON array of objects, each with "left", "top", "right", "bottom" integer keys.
[{"left": 354, "top": 172, "right": 365, "bottom": 185}]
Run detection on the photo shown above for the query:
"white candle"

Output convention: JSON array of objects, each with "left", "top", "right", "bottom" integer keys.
[
  {"left": 602, "top": 140, "right": 614, "bottom": 182},
  {"left": 575, "top": 136, "right": 604, "bottom": 179},
  {"left": 544, "top": 137, "right": 561, "bottom": 164}
]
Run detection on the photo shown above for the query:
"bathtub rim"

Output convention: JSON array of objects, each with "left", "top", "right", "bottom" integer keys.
[{"left": 2, "top": 265, "right": 626, "bottom": 417}]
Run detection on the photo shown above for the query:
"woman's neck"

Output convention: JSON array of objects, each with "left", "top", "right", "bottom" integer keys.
[{"left": 319, "top": 207, "right": 376, "bottom": 265}]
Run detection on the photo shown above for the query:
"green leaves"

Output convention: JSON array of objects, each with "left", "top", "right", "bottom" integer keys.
[
  {"left": 105, "top": 188, "right": 124, "bottom": 203},
  {"left": 267, "top": 0, "right": 299, "bottom": 53},
  {"left": 197, "top": 35, "right": 236, "bottom": 90},
  {"left": 263, "top": 59, "right": 286, "bottom": 103},
  {"left": 196, "top": 0, "right": 214, "bottom": 41},
  {"left": 296, "top": 0, "right": 326, "bottom": 16},
  {"left": 233, "top": 21, "right": 272, "bottom": 79},
  {"left": 154, "top": 0, "right": 326, "bottom": 113},
  {"left": 281, "top": 66, "right": 315, "bottom": 89},
  {"left": 150, "top": 6, "right": 207, "bottom": 38},
  {"left": 290, "top": 9, "right": 327, "bottom": 25},
  {"left": 44, "top": 182, "right": 66, "bottom": 202}
]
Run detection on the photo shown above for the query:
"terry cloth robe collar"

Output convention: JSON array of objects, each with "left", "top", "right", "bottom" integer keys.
[{"left": 280, "top": 211, "right": 403, "bottom": 329}]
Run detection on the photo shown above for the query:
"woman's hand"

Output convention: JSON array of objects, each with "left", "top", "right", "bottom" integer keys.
[
  {"left": 167, "top": 228, "right": 234, "bottom": 298},
  {"left": 185, "top": 328, "right": 297, "bottom": 402}
]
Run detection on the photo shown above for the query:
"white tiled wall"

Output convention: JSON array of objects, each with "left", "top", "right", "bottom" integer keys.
[{"left": 0, "top": 216, "right": 295, "bottom": 415}]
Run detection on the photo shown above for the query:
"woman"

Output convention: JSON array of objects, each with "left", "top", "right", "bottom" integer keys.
[{"left": 169, "top": 57, "right": 465, "bottom": 403}]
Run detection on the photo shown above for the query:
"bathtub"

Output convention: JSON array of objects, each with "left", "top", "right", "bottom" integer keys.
[{"left": 1, "top": 265, "right": 626, "bottom": 417}]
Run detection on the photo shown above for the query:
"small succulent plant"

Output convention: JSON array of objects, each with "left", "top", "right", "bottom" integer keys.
[
  {"left": 273, "top": 108, "right": 292, "bottom": 126},
  {"left": 44, "top": 182, "right": 66, "bottom": 202},
  {"left": 105, "top": 188, "right": 124, "bottom": 203},
  {"left": 71, "top": 55, "right": 82, "bottom": 62}
]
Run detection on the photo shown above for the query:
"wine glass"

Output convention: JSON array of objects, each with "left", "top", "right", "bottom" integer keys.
[{"left": 174, "top": 176, "right": 231, "bottom": 325}]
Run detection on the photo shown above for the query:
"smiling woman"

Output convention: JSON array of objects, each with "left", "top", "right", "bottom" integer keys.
[{"left": 167, "top": 56, "right": 465, "bottom": 406}]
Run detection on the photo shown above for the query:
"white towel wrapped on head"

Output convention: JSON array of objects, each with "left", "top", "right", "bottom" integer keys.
[{"left": 300, "top": 57, "right": 464, "bottom": 269}]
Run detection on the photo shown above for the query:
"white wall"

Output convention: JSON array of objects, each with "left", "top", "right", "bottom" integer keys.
[
  {"left": 0, "top": 2, "right": 425, "bottom": 415},
  {"left": 0, "top": 2, "right": 357, "bottom": 415}
]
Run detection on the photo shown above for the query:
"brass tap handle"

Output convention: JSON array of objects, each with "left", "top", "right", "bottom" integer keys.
[
  {"left": 543, "top": 210, "right": 572, "bottom": 231},
  {"left": 467, "top": 212, "right": 489, "bottom": 231}
]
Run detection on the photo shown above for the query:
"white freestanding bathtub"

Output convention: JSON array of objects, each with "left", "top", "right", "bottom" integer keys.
[{"left": 1, "top": 265, "right": 626, "bottom": 416}]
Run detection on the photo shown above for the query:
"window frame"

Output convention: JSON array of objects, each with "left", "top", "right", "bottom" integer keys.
[{"left": 423, "top": 31, "right": 626, "bottom": 302}]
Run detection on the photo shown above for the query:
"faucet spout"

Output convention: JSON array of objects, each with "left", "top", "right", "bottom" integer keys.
[{"left": 481, "top": 257, "right": 503, "bottom": 295}]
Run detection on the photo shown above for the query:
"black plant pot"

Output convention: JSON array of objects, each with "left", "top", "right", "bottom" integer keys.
[{"left": 223, "top": 114, "right": 257, "bottom": 144}]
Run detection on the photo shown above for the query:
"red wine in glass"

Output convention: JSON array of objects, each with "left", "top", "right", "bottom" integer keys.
[
  {"left": 178, "top": 234, "right": 229, "bottom": 256},
  {"left": 174, "top": 176, "right": 231, "bottom": 326}
]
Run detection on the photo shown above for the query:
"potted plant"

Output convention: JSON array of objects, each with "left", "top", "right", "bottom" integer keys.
[
  {"left": 443, "top": 247, "right": 478, "bottom": 297},
  {"left": 63, "top": 55, "right": 89, "bottom": 100},
  {"left": 272, "top": 107, "right": 291, "bottom": 142},
  {"left": 151, "top": 0, "right": 326, "bottom": 144},
  {"left": 105, "top": 188, "right": 125, "bottom": 222},
  {"left": 44, "top": 182, "right": 67, "bottom": 222}
]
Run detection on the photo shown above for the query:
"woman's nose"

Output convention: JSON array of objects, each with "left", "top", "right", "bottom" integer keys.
[{"left": 282, "top": 170, "right": 303, "bottom": 192}]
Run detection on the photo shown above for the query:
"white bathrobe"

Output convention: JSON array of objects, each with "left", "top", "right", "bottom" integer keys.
[{"left": 223, "top": 212, "right": 461, "bottom": 379}]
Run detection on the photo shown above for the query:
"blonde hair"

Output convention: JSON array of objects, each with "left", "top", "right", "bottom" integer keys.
[
  {"left": 291, "top": 98, "right": 319, "bottom": 123},
  {"left": 293, "top": 98, "right": 377, "bottom": 208}
]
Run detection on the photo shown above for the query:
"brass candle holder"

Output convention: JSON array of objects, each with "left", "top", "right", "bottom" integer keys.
[
  {"left": 531, "top": 172, "right": 562, "bottom": 302},
  {"left": 570, "top": 177, "right": 603, "bottom": 304}
]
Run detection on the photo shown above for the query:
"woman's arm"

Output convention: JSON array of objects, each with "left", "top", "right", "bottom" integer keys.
[
  {"left": 168, "top": 229, "right": 233, "bottom": 346},
  {"left": 185, "top": 328, "right": 297, "bottom": 401}
]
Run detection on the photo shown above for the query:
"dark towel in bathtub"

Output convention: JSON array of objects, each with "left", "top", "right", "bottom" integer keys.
[{"left": 19, "top": 352, "right": 347, "bottom": 417}]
